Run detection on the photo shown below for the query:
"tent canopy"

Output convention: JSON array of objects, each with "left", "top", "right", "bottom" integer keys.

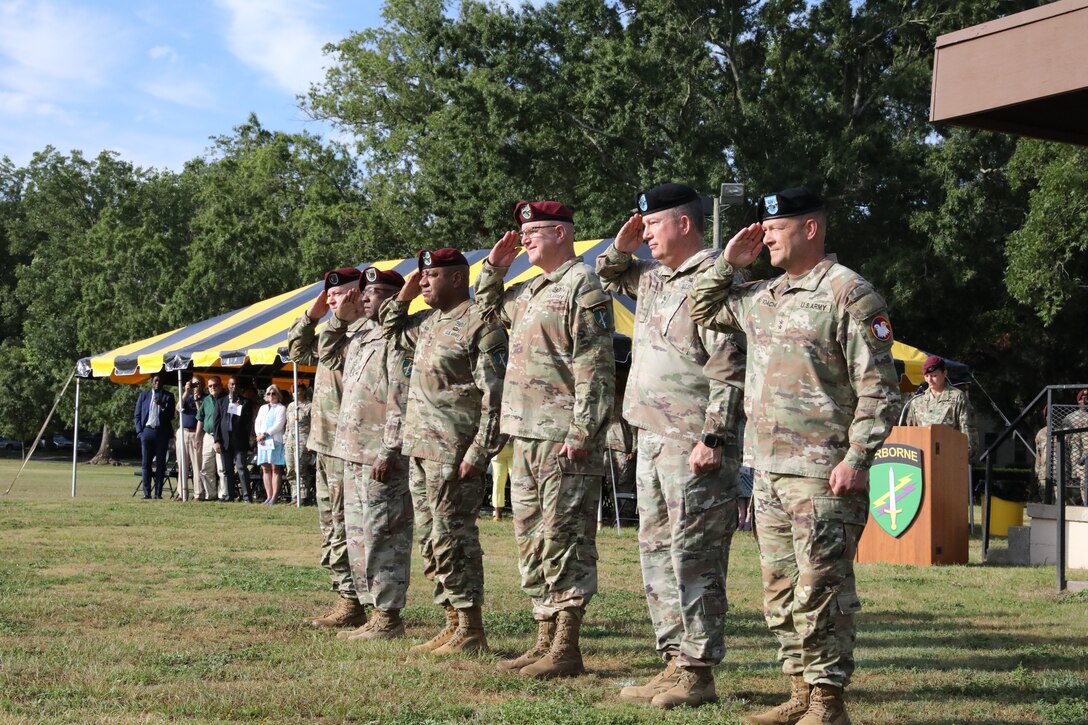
[{"left": 78, "top": 241, "right": 964, "bottom": 388}]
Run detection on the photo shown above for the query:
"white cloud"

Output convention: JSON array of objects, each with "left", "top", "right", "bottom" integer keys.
[
  {"left": 215, "top": 0, "right": 333, "bottom": 95},
  {"left": 140, "top": 78, "right": 214, "bottom": 109},
  {"left": 0, "top": 1, "right": 128, "bottom": 101},
  {"left": 148, "top": 45, "right": 178, "bottom": 62},
  {"left": 0, "top": 89, "right": 61, "bottom": 117}
]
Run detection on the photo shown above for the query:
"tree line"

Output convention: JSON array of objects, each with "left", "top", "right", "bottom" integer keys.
[{"left": 1, "top": 0, "right": 1086, "bottom": 458}]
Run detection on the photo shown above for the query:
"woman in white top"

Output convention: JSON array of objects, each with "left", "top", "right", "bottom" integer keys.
[{"left": 255, "top": 384, "right": 287, "bottom": 504}]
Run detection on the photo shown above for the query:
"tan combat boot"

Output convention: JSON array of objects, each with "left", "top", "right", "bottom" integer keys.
[
  {"left": 796, "top": 684, "right": 850, "bottom": 725},
  {"left": 350, "top": 608, "right": 406, "bottom": 641},
  {"left": 408, "top": 605, "right": 459, "bottom": 654},
  {"left": 650, "top": 666, "right": 717, "bottom": 709},
  {"left": 307, "top": 597, "right": 367, "bottom": 629},
  {"left": 496, "top": 618, "right": 555, "bottom": 672},
  {"left": 433, "top": 606, "right": 489, "bottom": 655},
  {"left": 336, "top": 619, "right": 374, "bottom": 640},
  {"left": 619, "top": 658, "right": 680, "bottom": 704},
  {"left": 520, "top": 609, "right": 585, "bottom": 679},
  {"left": 743, "top": 675, "right": 811, "bottom": 725}
]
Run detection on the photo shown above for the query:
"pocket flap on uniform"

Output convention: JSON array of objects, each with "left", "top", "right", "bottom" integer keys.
[
  {"left": 812, "top": 495, "right": 867, "bottom": 526},
  {"left": 836, "top": 590, "right": 862, "bottom": 615}
]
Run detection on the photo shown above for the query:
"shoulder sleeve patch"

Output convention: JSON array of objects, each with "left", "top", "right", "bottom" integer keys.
[
  {"left": 578, "top": 289, "right": 614, "bottom": 334},
  {"left": 845, "top": 285, "right": 894, "bottom": 350},
  {"left": 479, "top": 326, "right": 507, "bottom": 354},
  {"left": 578, "top": 288, "right": 610, "bottom": 310}
]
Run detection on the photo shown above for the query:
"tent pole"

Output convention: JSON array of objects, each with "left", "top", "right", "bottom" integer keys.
[
  {"left": 177, "top": 368, "right": 187, "bottom": 502},
  {"left": 293, "top": 362, "right": 300, "bottom": 509},
  {"left": 71, "top": 377, "right": 80, "bottom": 498},
  {"left": 5, "top": 370, "right": 74, "bottom": 496}
]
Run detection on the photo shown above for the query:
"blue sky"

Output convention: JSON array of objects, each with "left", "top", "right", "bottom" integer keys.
[{"left": 0, "top": 0, "right": 387, "bottom": 172}]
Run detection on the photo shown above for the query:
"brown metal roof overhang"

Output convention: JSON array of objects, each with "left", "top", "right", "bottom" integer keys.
[{"left": 930, "top": 0, "right": 1088, "bottom": 145}]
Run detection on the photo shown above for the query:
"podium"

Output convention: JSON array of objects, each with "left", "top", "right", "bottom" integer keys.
[{"left": 857, "top": 425, "right": 969, "bottom": 565}]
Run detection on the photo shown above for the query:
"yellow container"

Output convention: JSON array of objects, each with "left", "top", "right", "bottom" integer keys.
[{"left": 989, "top": 495, "right": 1025, "bottom": 536}]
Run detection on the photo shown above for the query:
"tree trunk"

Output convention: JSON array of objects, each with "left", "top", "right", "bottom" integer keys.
[{"left": 88, "top": 424, "right": 116, "bottom": 465}]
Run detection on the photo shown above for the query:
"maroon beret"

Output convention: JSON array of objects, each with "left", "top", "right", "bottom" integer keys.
[
  {"left": 922, "top": 355, "right": 945, "bottom": 374},
  {"left": 361, "top": 266, "right": 405, "bottom": 289},
  {"left": 418, "top": 247, "right": 469, "bottom": 271},
  {"left": 323, "top": 266, "right": 362, "bottom": 291},
  {"left": 513, "top": 200, "right": 574, "bottom": 226}
]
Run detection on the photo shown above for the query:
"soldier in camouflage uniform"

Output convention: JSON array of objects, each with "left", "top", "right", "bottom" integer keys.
[
  {"left": 288, "top": 267, "right": 368, "bottom": 629},
  {"left": 475, "top": 200, "right": 615, "bottom": 679},
  {"left": 284, "top": 385, "right": 316, "bottom": 504},
  {"left": 321, "top": 267, "right": 412, "bottom": 641},
  {"left": 904, "top": 355, "right": 978, "bottom": 459},
  {"left": 688, "top": 188, "right": 900, "bottom": 725},
  {"left": 381, "top": 248, "right": 508, "bottom": 656},
  {"left": 597, "top": 183, "right": 746, "bottom": 709}
]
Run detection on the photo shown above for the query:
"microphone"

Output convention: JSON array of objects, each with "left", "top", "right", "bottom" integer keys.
[{"left": 898, "top": 382, "right": 929, "bottom": 426}]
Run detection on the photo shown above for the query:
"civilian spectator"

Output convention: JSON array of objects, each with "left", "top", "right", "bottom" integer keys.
[
  {"left": 175, "top": 378, "right": 204, "bottom": 500},
  {"left": 256, "top": 384, "right": 288, "bottom": 504},
  {"left": 195, "top": 376, "right": 225, "bottom": 501},
  {"left": 133, "top": 374, "right": 176, "bottom": 499},
  {"left": 214, "top": 376, "right": 254, "bottom": 502}
]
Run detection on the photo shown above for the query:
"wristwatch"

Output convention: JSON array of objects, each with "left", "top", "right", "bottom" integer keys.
[{"left": 700, "top": 433, "right": 723, "bottom": 449}]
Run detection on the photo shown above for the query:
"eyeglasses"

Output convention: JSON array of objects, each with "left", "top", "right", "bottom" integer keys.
[{"left": 518, "top": 225, "right": 560, "bottom": 241}]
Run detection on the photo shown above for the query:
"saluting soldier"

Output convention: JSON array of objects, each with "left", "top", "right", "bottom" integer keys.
[
  {"left": 688, "top": 188, "right": 900, "bottom": 725},
  {"left": 320, "top": 267, "right": 412, "bottom": 641},
  {"left": 288, "top": 267, "right": 368, "bottom": 629},
  {"left": 381, "top": 248, "right": 508, "bottom": 656},
  {"left": 597, "top": 183, "right": 746, "bottom": 709},
  {"left": 475, "top": 201, "right": 615, "bottom": 679},
  {"left": 904, "top": 355, "right": 978, "bottom": 460}
]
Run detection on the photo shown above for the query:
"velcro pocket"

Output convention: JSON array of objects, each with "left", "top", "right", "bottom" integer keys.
[
  {"left": 478, "top": 326, "right": 507, "bottom": 353},
  {"left": 836, "top": 590, "right": 862, "bottom": 616},
  {"left": 812, "top": 495, "right": 868, "bottom": 526}
]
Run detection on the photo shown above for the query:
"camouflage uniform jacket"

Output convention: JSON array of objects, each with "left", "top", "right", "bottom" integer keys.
[
  {"left": 288, "top": 313, "right": 363, "bottom": 456},
  {"left": 321, "top": 315, "right": 409, "bottom": 465},
  {"left": 688, "top": 254, "right": 900, "bottom": 477},
  {"left": 905, "top": 386, "right": 978, "bottom": 458},
  {"left": 474, "top": 257, "right": 615, "bottom": 448},
  {"left": 380, "top": 297, "right": 509, "bottom": 471},
  {"left": 597, "top": 245, "right": 745, "bottom": 445},
  {"left": 607, "top": 415, "right": 636, "bottom": 454},
  {"left": 285, "top": 400, "right": 311, "bottom": 451}
]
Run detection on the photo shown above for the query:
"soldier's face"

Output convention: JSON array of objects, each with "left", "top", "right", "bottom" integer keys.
[
  {"left": 924, "top": 369, "right": 947, "bottom": 392},
  {"left": 641, "top": 209, "right": 688, "bottom": 268},
  {"left": 420, "top": 268, "right": 463, "bottom": 309},
  {"left": 326, "top": 284, "right": 358, "bottom": 315},
  {"left": 360, "top": 284, "right": 398, "bottom": 321},
  {"left": 761, "top": 217, "right": 808, "bottom": 270},
  {"left": 520, "top": 224, "right": 563, "bottom": 268}
]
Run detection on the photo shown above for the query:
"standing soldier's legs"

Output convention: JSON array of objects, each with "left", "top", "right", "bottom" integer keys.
[
  {"left": 510, "top": 436, "right": 602, "bottom": 679},
  {"left": 344, "top": 457, "right": 412, "bottom": 640},
  {"left": 283, "top": 440, "right": 296, "bottom": 497},
  {"left": 408, "top": 457, "right": 436, "bottom": 585},
  {"left": 753, "top": 470, "right": 866, "bottom": 687},
  {"left": 315, "top": 452, "right": 354, "bottom": 598},
  {"left": 306, "top": 452, "right": 366, "bottom": 628},
  {"left": 624, "top": 431, "right": 738, "bottom": 708},
  {"left": 301, "top": 452, "right": 317, "bottom": 503},
  {"left": 342, "top": 461, "right": 372, "bottom": 609}
]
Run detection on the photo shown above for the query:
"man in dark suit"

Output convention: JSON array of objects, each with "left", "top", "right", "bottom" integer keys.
[
  {"left": 214, "top": 376, "right": 254, "bottom": 502},
  {"left": 134, "top": 374, "right": 176, "bottom": 499}
]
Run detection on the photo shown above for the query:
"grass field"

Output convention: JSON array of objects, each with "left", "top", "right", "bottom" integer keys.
[{"left": 1, "top": 458, "right": 1086, "bottom": 724}]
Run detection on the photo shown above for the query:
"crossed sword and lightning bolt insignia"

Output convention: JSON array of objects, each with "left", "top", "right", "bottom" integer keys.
[{"left": 872, "top": 469, "right": 913, "bottom": 531}]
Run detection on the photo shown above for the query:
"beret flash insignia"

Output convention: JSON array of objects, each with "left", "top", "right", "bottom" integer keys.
[
  {"left": 764, "top": 195, "right": 779, "bottom": 216},
  {"left": 422, "top": 251, "right": 432, "bottom": 266},
  {"left": 519, "top": 204, "right": 533, "bottom": 221},
  {"left": 637, "top": 193, "right": 648, "bottom": 213},
  {"left": 365, "top": 267, "right": 377, "bottom": 282},
  {"left": 327, "top": 272, "right": 339, "bottom": 286}
]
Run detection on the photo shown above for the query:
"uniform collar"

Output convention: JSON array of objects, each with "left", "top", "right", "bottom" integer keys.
[
  {"left": 437, "top": 299, "right": 472, "bottom": 321},
  {"left": 772, "top": 254, "right": 838, "bottom": 296},
  {"left": 658, "top": 248, "right": 718, "bottom": 280},
  {"left": 530, "top": 256, "right": 582, "bottom": 292}
]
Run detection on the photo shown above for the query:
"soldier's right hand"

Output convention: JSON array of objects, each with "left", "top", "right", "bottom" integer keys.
[
  {"left": 399, "top": 269, "right": 423, "bottom": 301},
  {"left": 488, "top": 230, "right": 521, "bottom": 268},
  {"left": 306, "top": 290, "right": 330, "bottom": 320},
  {"left": 614, "top": 213, "right": 645, "bottom": 253},
  {"left": 722, "top": 223, "right": 765, "bottom": 268}
]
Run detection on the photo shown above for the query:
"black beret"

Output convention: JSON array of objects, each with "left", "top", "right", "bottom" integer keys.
[
  {"left": 323, "top": 266, "right": 362, "bottom": 291},
  {"left": 636, "top": 183, "right": 700, "bottom": 215},
  {"left": 758, "top": 187, "right": 825, "bottom": 222},
  {"left": 418, "top": 247, "right": 469, "bottom": 271}
]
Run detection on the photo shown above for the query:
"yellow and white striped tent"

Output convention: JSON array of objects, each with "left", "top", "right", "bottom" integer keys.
[{"left": 76, "top": 239, "right": 953, "bottom": 389}]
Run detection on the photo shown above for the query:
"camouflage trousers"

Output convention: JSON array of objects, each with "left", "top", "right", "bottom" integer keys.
[
  {"left": 753, "top": 470, "right": 867, "bottom": 688},
  {"left": 344, "top": 457, "right": 413, "bottom": 611},
  {"left": 636, "top": 430, "right": 739, "bottom": 668},
  {"left": 409, "top": 457, "right": 486, "bottom": 609},
  {"left": 315, "top": 452, "right": 354, "bottom": 598},
  {"left": 285, "top": 442, "right": 316, "bottom": 501},
  {"left": 510, "top": 436, "right": 602, "bottom": 620}
]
